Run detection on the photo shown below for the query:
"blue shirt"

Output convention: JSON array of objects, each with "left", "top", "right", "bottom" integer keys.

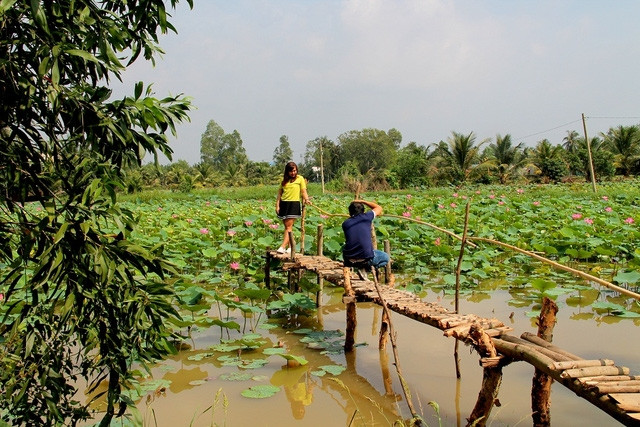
[{"left": 342, "top": 210, "right": 376, "bottom": 260}]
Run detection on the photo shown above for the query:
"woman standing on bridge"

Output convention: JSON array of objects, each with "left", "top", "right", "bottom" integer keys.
[{"left": 275, "top": 161, "right": 311, "bottom": 254}]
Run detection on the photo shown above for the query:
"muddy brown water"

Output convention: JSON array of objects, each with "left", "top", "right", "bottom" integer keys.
[{"left": 90, "top": 283, "right": 639, "bottom": 426}]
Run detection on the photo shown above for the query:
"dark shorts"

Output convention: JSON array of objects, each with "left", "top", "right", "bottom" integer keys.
[{"left": 277, "top": 200, "right": 301, "bottom": 220}]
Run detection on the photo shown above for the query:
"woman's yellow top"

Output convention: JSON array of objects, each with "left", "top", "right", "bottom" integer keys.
[{"left": 280, "top": 175, "right": 306, "bottom": 201}]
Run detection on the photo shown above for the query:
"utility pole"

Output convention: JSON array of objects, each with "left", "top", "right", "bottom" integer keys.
[
  {"left": 582, "top": 113, "right": 597, "bottom": 193},
  {"left": 319, "top": 138, "right": 325, "bottom": 194}
]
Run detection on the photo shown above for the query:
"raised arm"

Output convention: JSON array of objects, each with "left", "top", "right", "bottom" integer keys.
[{"left": 354, "top": 199, "right": 382, "bottom": 217}]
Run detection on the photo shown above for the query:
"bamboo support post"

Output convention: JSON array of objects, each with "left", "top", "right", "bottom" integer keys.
[
  {"left": 467, "top": 324, "right": 503, "bottom": 427},
  {"left": 343, "top": 267, "right": 357, "bottom": 352},
  {"left": 316, "top": 224, "right": 324, "bottom": 307},
  {"left": 532, "top": 296, "right": 557, "bottom": 427},
  {"left": 265, "top": 250, "right": 271, "bottom": 289},
  {"left": 300, "top": 204, "right": 306, "bottom": 255},
  {"left": 384, "top": 239, "right": 392, "bottom": 286},
  {"left": 455, "top": 201, "right": 471, "bottom": 314},
  {"left": 288, "top": 231, "right": 297, "bottom": 292}
]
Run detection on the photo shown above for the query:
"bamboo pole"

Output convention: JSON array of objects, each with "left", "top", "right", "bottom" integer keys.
[
  {"left": 300, "top": 204, "right": 306, "bottom": 255},
  {"left": 467, "top": 324, "right": 503, "bottom": 427},
  {"left": 468, "top": 237, "right": 640, "bottom": 301},
  {"left": 316, "top": 224, "right": 324, "bottom": 308}
]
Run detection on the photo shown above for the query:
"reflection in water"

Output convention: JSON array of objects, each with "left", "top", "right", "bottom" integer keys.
[{"left": 104, "top": 284, "right": 640, "bottom": 426}]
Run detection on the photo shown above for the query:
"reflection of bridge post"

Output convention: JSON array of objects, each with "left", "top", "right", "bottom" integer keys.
[
  {"left": 316, "top": 225, "right": 324, "bottom": 308},
  {"left": 379, "top": 349, "right": 395, "bottom": 397}
]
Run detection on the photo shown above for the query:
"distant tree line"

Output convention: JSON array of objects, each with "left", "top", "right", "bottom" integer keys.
[{"left": 124, "top": 119, "right": 640, "bottom": 192}]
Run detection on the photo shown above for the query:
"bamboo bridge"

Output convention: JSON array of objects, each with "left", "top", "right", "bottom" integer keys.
[{"left": 265, "top": 249, "right": 640, "bottom": 426}]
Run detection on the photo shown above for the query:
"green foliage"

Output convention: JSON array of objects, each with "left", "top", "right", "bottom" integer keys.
[{"left": 0, "top": 1, "right": 192, "bottom": 425}]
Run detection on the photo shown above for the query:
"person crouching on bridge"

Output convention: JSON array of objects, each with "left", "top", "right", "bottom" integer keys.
[
  {"left": 276, "top": 161, "right": 311, "bottom": 254},
  {"left": 342, "top": 199, "right": 389, "bottom": 278}
]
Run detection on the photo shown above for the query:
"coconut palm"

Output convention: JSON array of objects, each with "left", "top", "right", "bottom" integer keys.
[
  {"left": 602, "top": 125, "right": 640, "bottom": 176},
  {"left": 431, "top": 131, "right": 489, "bottom": 184},
  {"left": 529, "top": 139, "right": 567, "bottom": 182},
  {"left": 562, "top": 130, "right": 581, "bottom": 153},
  {"left": 487, "top": 134, "right": 527, "bottom": 184}
]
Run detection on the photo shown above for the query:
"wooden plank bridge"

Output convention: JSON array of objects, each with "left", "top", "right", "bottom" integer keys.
[{"left": 266, "top": 250, "right": 640, "bottom": 426}]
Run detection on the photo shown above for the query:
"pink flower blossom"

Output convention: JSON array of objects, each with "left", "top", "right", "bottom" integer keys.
[
  {"left": 489, "top": 194, "right": 495, "bottom": 199},
  {"left": 205, "top": 201, "right": 211, "bottom": 206},
  {"left": 450, "top": 202, "right": 457, "bottom": 208},
  {"left": 434, "top": 237, "right": 441, "bottom": 246},
  {"left": 186, "top": 218, "right": 193, "bottom": 223},
  {"left": 625, "top": 217, "right": 635, "bottom": 224},
  {"left": 245, "top": 221, "right": 253, "bottom": 226},
  {"left": 230, "top": 262, "right": 240, "bottom": 270},
  {"left": 584, "top": 218, "right": 593, "bottom": 225},
  {"left": 269, "top": 224, "right": 279, "bottom": 229},
  {"left": 402, "top": 211, "right": 411, "bottom": 218},
  {"left": 0, "top": 293, "right": 4, "bottom": 301},
  {"left": 605, "top": 207, "right": 612, "bottom": 212},
  {"left": 157, "top": 207, "right": 163, "bottom": 211},
  {"left": 263, "top": 218, "right": 273, "bottom": 224},
  {"left": 571, "top": 213, "right": 582, "bottom": 220},
  {"left": 199, "top": 228, "right": 209, "bottom": 234},
  {"left": 438, "top": 204, "right": 445, "bottom": 209},
  {"left": 602, "top": 196, "right": 609, "bottom": 201},
  {"left": 517, "top": 188, "right": 524, "bottom": 194},
  {"left": 462, "top": 195, "right": 467, "bottom": 200},
  {"left": 453, "top": 193, "right": 459, "bottom": 198},
  {"left": 576, "top": 205, "right": 582, "bottom": 210},
  {"left": 498, "top": 201, "right": 505, "bottom": 205},
  {"left": 475, "top": 190, "right": 481, "bottom": 195},
  {"left": 533, "top": 201, "right": 540, "bottom": 206},
  {"left": 227, "top": 230, "right": 236, "bottom": 236},
  {"left": 406, "top": 194, "right": 412, "bottom": 199},
  {"left": 172, "top": 214, "right": 178, "bottom": 219},
  {"left": 320, "top": 214, "right": 329, "bottom": 219}
]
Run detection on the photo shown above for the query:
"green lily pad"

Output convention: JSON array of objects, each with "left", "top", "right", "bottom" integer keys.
[{"left": 241, "top": 384, "right": 281, "bottom": 399}]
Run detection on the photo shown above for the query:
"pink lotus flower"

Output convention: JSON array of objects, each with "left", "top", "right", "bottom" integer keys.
[
  {"left": 462, "top": 195, "right": 468, "bottom": 200},
  {"left": 584, "top": 218, "right": 593, "bottom": 225},
  {"left": 230, "top": 262, "right": 240, "bottom": 270},
  {"left": 434, "top": 237, "right": 441, "bottom": 246},
  {"left": 186, "top": 218, "right": 193, "bottom": 223},
  {"left": 438, "top": 204, "right": 445, "bottom": 209},
  {"left": 605, "top": 207, "right": 612, "bottom": 212},
  {"left": 602, "top": 196, "right": 609, "bottom": 201},
  {"left": 498, "top": 201, "right": 505, "bottom": 205},
  {"left": 157, "top": 207, "right": 163, "bottom": 211},
  {"left": 0, "top": 293, "right": 4, "bottom": 301},
  {"left": 533, "top": 201, "right": 540, "bottom": 206},
  {"left": 625, "top": 217, "right": 635, "bottom": 224},
  {"left": 205, "top": 201, "right": 211, "bottom": 206},
  {"left": 475, "top": 190, "right": 481, "bottom": 195},
  {"left": 227, "top": 230, "right": 236, "bottom": 236},
  {"left": 453, "top": 193, "right": 459, "bottom": 198},
  {"left": 245, "top": 221, "right": 253, "bottom": 226},
  {"left": 572, "top": 213, "right": 582, "bottom": 220},
  {"left": 517, "top": 188, "right": 524, "bottom": 194},
  {"left": 263, "top": 218, "right": 273, "bottom": 224},
  {"left": 406, "top": 194, "right": 412, "bottom": 199},
  {"left": 402, "top": 211, "right": 411, "bottom": 218},
  {"left": 450, "top": 203, "right": 457, "bottom": 208},
  {"left": 200, "top": 228, "right": 209, "bottom": 234},
  {"left": 269, "top": 224, "right": 279, "bottom": 229},
  {"left": 489, "top": 194, "right": 495, "bottom": 199},
  {"left": 172, "top": 214, "right": 178, "bottom": 219},
  {"left": 320, "top": 214, "right": 329, "bottom": 219}
]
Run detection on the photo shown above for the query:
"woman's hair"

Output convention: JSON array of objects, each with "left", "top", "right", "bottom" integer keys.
[{"left": 281, "top": 161, "right": 298, "bottom": 186}]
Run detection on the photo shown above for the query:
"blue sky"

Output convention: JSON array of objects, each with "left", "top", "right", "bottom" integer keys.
[{"left": 116, "top": 0, "right": 640, "bottom": 165}]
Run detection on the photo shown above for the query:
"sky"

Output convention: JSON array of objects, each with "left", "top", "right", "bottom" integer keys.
[{"left": 115, "top": 0, "right": 640, "bottom": 165}]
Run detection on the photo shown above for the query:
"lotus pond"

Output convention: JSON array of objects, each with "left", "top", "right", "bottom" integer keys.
[{"left": 94, "top": 182, "right": 640, "bottom": 425}]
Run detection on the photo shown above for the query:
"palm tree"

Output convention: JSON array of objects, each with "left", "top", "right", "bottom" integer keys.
[
  {"left": 487, "top": 134, "right": 527, "bottom": 184},
  {"left": 562, "top": 130, "right": 580, "bottom": 153},
  {"left": 602, "top": 125, "right": 640, "bottom": 176},
  {"left": 431, "top": 131, "right": 489, "bottom": 183}
]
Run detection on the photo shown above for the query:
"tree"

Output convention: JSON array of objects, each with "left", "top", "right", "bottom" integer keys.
[
  {"left": 200, "top": 121, "right": 248, "bottom": 178},
  {"left": 602, "top": 125, "right": 640, "bottom": 176},
  {"left": 302, "top": 136, "right": 339, "bottom": 183},
  {"left": 391, "top": 142, "right": 431, "bottom": 188},
  {"left": 273, "top": 135, "right": 294, "bottom": 168},
  {"left": 431, "top": 131, "right": 489, "bottom": 183},
  {"left": 529, "top": 139, "right": 566, "bottom": 182},
  {"left": 337, "top": 128, "right": 399, "bottom": 175},
  {"left": 487, "top": 134, "right": 527, "bottom": 184},
  {"left": 566, "top": 137, "right": 615, "bottom": 181},
  {"left": 0, "top": 2, "right": 192, "bottom": 425}
]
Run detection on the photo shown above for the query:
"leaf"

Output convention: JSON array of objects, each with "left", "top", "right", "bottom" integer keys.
[
  {"left": 317, "top": 365, "right": 346, "bottom": 375},
  {"left": 613, "top": 270, "right": 640, "bottom": 284},
  {"left": 241, "top": 385, "right": 280, "bottom": 399}
]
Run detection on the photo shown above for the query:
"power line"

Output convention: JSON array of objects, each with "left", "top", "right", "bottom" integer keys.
[
  {"left": 586, "top": 116, "right": 640, "bottom": 120},
  {"left": 515, "top": 119, "right": 582, "bottom": 141}
]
